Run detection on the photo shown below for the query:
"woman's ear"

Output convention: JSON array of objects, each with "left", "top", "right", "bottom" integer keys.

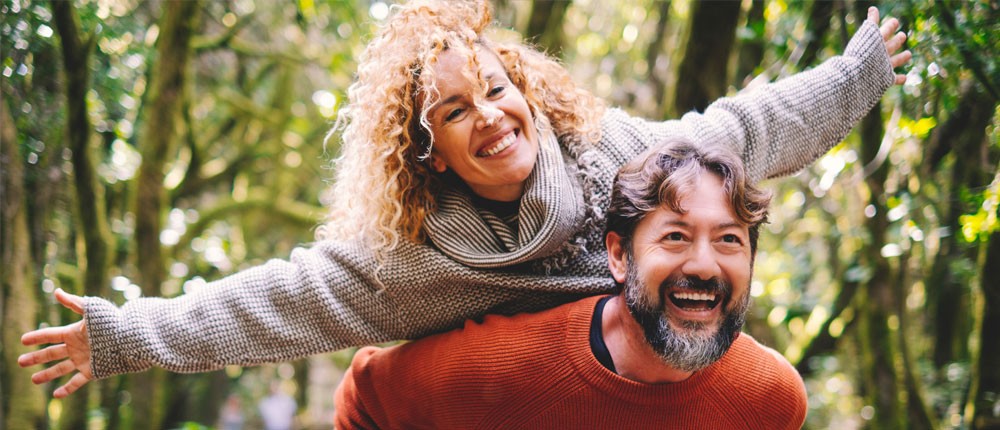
[
  {"left": 606, "top": 231, "right": 628, "bottom": 284},
  {"left": 429, "top": 155, "right": 447, "bottom": 173}
]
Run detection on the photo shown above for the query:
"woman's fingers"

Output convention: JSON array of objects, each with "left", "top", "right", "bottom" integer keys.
[
  {"left": 891, "top": 51, "right": 913, "bottom": 69},
  {"left": 55, "top": 372, "right": 92, "bottom": 399},
  {"left": 55, "top": 288, "right": 85, "bottom": 315},
  {"left": 20, "top": 289, "right": 94, "bottom": 397},
  {"left": 880, "top": 17, "right": 900, "bottom": 41},
  {"left": 18, "top": 344, "right": 68, "bottom": 367},
  {"left": 21, "top": 323, "right": 72, "bottom": 347},
  {"left": 31, "top": 359, "right": 76, "bottom": 385},
  {"left": 869, "top": 6, "right": 911, "bottom": 86},
  {"left": 885, "top": 31, "right": 907, "bottom": 55},
  {"left": 868, "top": 6, "right": 880, "bottom": 27}
]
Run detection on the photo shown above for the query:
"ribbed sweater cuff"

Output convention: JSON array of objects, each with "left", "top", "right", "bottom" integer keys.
[
  {"left": 846, "top": 20, "right": 896, "bottom": 90},
  {"left": 85, "top": 296, "right": 152, "bottom": 379}
]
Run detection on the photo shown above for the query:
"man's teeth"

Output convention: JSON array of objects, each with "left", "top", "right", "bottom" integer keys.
[
  {"left": 479, "top": 133, "right": 516, "bottom": 157},
  {"left": 672, "top": 292, "right": 716, "bottom": 302}
]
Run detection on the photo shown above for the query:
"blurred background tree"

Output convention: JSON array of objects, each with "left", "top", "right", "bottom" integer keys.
[{"left": 2, "top": 0, "right": 997, "bottom": 429}]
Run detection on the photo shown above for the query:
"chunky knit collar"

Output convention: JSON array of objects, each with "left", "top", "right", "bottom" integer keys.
[{"left": 425, "top": 128, "right": 586, "bottom": 268}]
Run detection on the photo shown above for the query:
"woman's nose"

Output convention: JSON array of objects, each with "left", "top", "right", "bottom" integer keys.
[{"left": 476, "top": 104, "right": 503, "bottom": 128}]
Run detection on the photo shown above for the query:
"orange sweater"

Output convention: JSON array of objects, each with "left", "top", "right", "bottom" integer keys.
[{"left": 334, "top": 296, "right": 807, "bottom": 429}]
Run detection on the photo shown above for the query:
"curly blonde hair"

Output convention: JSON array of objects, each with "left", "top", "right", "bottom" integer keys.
[{"left": 320, "top": 0, "right": 605, "bottom": 252}]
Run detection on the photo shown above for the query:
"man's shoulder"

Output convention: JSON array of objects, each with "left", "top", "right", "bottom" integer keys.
[
  {"left": 355, "top": 296, "right": 598, "bottom": 375},
  {"left": 338, "top": 297, "right": 601, "bottom": 427},
  {"left": 726, "top": 334, "right": 806, "bottom": 392},
  {"left": 713, "top": 334, "right": 808, "bottom": 428}
]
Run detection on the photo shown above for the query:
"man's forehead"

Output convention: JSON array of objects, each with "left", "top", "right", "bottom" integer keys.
[
  {"left": 645, "top": 205, "right": 746, "bottom": 230},
  {"left": 642, "top": 175, "right": 745, "bottom": 230}
]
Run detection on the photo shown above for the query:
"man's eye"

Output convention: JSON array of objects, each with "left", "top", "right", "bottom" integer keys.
[
  {"left": 721, "top": 234, "right": 741, "bottom": 243},
  {"left": 445, "top": 108, "right": 466, "bottom": 122},
  {"left": 487, "top": 85, "right": 505, "bottom": 97},
  {"left": 665, "top": 232, "right": 684, "bottom": 241}
]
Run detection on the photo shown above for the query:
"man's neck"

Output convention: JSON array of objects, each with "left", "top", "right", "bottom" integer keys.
[{"left": 601, "top": 296, "right": 694, "bottom": 384}]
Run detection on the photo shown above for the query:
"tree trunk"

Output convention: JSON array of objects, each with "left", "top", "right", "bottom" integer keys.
[
  {"left": 525, "top": 0, "right": 570, "bottom": 57},
  {"left": 797, "top": 0, "right": 836, "bottom": 69},
  {"left": 970, "top": 228, "right": 1000, "bottom": 429},
  {"left": 795, "top": 199, "right": 861, "bottom": 376},
  {"left": 131, "top": 1, "right": 202, "bottom": 428},
  {"left": 643, "top": 0, "right": 672, "bottom": 119},
  {"left": 673, "top": 0, "right": 742, "bottom": 115},
  {"left": 795, "top": 279, "right": 860, "bottom": 376},
  {"left": 895, "top": 247, "right": 936, "bottom": 430},
  {"left": 857, "top": 102, "right": 905, "bottom": 428},
  {"left": 2, "top": 84, "right": 48, "bottom": 430},
  {"left": 733, "top": 0, "right": 766, "bottom": 88},
  {"left": 51, "top": 2, "right": 114, "bottom": 428},
  {"left": 926, "top": 82, "right": 996, "bottom": 369}
]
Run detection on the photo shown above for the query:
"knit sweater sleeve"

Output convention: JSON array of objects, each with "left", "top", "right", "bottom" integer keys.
[
  {"left": 83, "top": 239, "right": 609, "bottom": 379},
  {"left": 641, "top": 20, "right": 894, "bottom": 182},
  {"left": 83, "top": 241, "right": 401, "bottom": 378}
]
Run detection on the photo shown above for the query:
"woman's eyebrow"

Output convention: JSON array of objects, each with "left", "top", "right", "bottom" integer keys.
[{"left": 428, "top": 94, "right": 463, "bottom": 116}]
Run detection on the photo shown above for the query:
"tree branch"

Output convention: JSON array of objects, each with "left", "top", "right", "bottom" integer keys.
[{"left": 170, "top": 194, "right": 322, "bottom": 259}]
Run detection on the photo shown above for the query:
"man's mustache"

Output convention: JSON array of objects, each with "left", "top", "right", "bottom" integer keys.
[{"left": 659, "top": 274, "right": 731, "bottom": 299}]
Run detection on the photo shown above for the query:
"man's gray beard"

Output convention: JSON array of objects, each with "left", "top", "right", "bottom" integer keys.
[{"left": 623, "top": 262, "right": 751, "bottom": 372}]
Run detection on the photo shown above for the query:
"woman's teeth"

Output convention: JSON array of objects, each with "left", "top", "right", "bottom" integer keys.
[{"left": 478, "top": 133, "right": 516, "bottom": 157}]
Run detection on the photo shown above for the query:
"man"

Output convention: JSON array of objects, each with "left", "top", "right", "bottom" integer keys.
[{"left": 334, "top": 138, "right": 806, "bottom": 429}]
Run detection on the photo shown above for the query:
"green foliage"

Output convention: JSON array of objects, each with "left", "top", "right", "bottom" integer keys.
[{"left": 959, "top": 177, "right": 999, "bottom": 243}]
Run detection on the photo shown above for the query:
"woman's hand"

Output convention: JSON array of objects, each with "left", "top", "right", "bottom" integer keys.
[
  {"left": 869, "top": 6, "right": 912, "bottom": 85},
  {"left": 19, "top": 288, "right": 94, "bottom": 398}
]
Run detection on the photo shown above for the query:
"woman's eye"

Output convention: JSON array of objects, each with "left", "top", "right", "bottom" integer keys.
[
  {"left": 721, "top": 234, "right": 741, "bottom": 244},
  {"left": 487, "top": 85, "right": 505, "bottom": 97},
  {"left": 445, "top": 108, "right": 465, "bottom": 122}
]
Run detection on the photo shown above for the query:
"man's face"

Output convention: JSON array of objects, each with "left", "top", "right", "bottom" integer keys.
[{"left": 609, "top": 173, "right": 753, "bottom": 372}]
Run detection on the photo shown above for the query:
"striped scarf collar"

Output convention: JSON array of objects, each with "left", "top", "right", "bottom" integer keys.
[{"left": 425, "top": 128, "right": 586, "bottom": 268}]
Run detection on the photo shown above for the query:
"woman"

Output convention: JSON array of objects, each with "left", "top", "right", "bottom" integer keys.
[{"left": 20, "top": 0, "right": 910, "bottom": 398}]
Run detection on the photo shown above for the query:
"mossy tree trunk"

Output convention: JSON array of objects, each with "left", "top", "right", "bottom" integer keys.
[
  {"left": 970, "top": 228, "right": 1000, "bottom": 429},
  {"left": 797, "top": 0, "right": 836, "bottom": 69},
  {"left": 856, "top": 101, "right": 905, "bottom": 428},
  {"left": 50, "top": 1, "right": 114, "bottom": 428},
  {"left": 673, "top": 0, "right": 742, "bottom": 115},
  {"left": 526, "top": 0, "right": 570, "bottom": 57},
  {"left": 2, "top": 80, "right": 48, "bottom": 430},
  {"left": 130, "top": 1, "right": 202, "bottom": 429},
  {"left": 643, "top": 0, "right": 672, "bottom": 119},
  {"left": 733, "top": 0, "right": 766, "bottom": 88},
  {"left": 925, "top": 82, "right": 996, "bottom": 370}
]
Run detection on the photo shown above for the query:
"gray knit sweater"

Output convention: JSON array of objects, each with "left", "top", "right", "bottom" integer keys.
[{"left": 84, "top": 21, "right": 893, "bottom": 378}]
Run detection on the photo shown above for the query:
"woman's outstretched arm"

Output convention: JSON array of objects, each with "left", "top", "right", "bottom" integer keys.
[
  {"left": 645, "top": 7, "right": 911, "bottom": 182},
  {"left": 20, "top": 238, "right": 612, "bottom": 397}
]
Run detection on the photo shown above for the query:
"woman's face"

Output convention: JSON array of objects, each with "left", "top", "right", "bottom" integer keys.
[{"left": 423, "top": 47, "right": 539, "bottom": 202}]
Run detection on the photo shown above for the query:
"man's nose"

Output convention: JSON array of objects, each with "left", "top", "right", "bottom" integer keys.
[{"left": 681, "top": 241, "right": 721, "bottom": 280}]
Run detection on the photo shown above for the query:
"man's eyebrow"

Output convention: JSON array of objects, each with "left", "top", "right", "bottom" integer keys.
[
  {"left": 659, "top": 220, "right": 746, "bottom": 230},
  {"left": 714, "top": 221, "right": 746, "bottom": 231}
]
